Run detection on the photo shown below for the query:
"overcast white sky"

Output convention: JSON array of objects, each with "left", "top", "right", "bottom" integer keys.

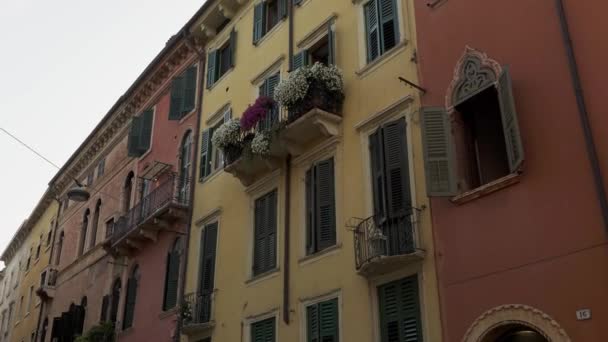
[{"left": 0, "top": 0, "right": 205, "bottom": 264}]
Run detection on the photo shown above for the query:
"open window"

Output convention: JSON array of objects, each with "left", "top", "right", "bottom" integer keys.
[
  {"left": 421, "top": 49, "right": 524, "bottom": 197},
  {"left": 200, "top": 107, "right": 232, "bottom": 180},
  {"left": 253, "top": 0, "right": 287, "bottom": 44},
  {"left": 207, "top": 30, "right": 237, "bottom": 89},
  {"left": 293, "top": 23, "right": 336, "bottom": 69}
]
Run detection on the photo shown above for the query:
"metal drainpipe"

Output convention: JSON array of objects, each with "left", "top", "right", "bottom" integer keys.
[
  {"left": 175, "top": 31, "right": 206, "bottom": 342},
  {"left": 554, "top": 0, "right": 608, "bottom": 234},
  {"left": 283, "top": 0, "right": 295, "bottom": 326},
  {"left": 35, "top": 197, "right": 62, "bottom": 342}
]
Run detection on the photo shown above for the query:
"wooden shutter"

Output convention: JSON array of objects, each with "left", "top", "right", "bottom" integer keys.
[
  {"left": 315, "top": 158, "right": 336, "bottom": 250},
  {"left": 369, "top": 130, "right": 387, "bottom": 222},
  {"left": 51, "top": 317, "right": 61, "bottom": 339},
  {"left": 305, "top": 169, "right": 315, "bottom": 254},
  {"left": 169, "top": 75, "right": 185, "bottom": 120},
  {"left": 497, "top": 66, "right": 524, "bottom": 172},
  {"left": 199, "top": 129, "right": 210, "bottom": 180},
  {"left": 252, "top": 317, "right": 275, "bottom": 342},
  {"left": 379, "top": 0, "right": 398, "bottom": 53},
  {"left": 183, "top": 66, "right": 197, "bottom": 114},
  {"left": 123, "top": 278, "right": 137, "bottom": 329},
  {"left": 267, "top": 190, "right": 277, "bottom": 270},
  {"left": 253, "top": 190, "right": 277, "bottom": 275},
  {"left": 319, "top": 298, "right": 339, "bottom": 342},
  {"left": 278, "top": 0, "right": 288, "bottom": 19},
  {"left": 364, "top": 0, "right": 380, "bottom": 62},
  {"left": 292, "top": 50, "right": 308, "bottom": 70},
  {"left": 327, "top": 23, "right": 336, "bottom": 65},
  {"left": 224, "top": 108, "right": 232, "bottom": 123},
  {"left": 73, "top": 305, "right": 85, "bottom": 335},
  {"left": 378, "top": 276, "right": 422, "bottom": 342},
  {"left": 127, "top": 116, "right": 143, "bottom": 157},
  {"left": 420, "top": 107, "right": 456, "bottom": 196},
  {"left": 139, "top": 109, "right": 154, "bottom": 154},
  {"left": 382, "top": 118, "right": 411, "bottom": 218},
  {"left": 163, "top": 251, "right": 180, "bottom": 310},
  {"left": 229, "top": 29, "right": 237, "bottom": 68},
  {"left": 100, "top": 295, "right": 109, "bottom": 322},
  {"left": 307, "top": 304, "right": 319, "bottom": 342},
  {"left": 200, "top": 223, "right": 218, "bottom": 294},
  {"left": 267, "top": 74, "right": 281, "bottom": 125},
  {"left": 206, "top": 50, "right": 217, "bottom": 89},
  {"left": 253, "top": 3, "right": 265, "bottom": 44}
]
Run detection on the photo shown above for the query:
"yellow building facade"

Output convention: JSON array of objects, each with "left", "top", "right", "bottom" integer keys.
[
  {"left": 184, "top": 0, "right": 442, "bottom": 341},
  {"left": 6, "top": 196, "right": 57, "bottom": 342}
]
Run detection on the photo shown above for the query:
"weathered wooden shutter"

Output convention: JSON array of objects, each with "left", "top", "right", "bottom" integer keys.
[
  {"left": 497, "top": 66, "right": 524, "bottom": 172},
  {"left": 267, "top": 74, "right": 281, "bottom": 124},
  {"left": 252, "top": 317, "right": 275, "bottom": 342},
  {"left": 378, "top": 276, "right": 422, "bottom": 342},
  {"left": 307, "top": 303, "right": 319, "bottom": 342},
  {"left": 364, "top": 0, "right": 380, "bottom": 62},
  {"left": 100, "top": 295, "right": 109, "bottom": 322},
  {"left": 305, "top": 169, "right": 314, "bottom": 254},
  {"left": 169, "top": 75, "right": 185, "bottom": 120},
  {"left": 382, "top": 118, "right": 410, "bottom": 218},
  {"left": 253, "top": 190, "right": 277, "bottom": 275},
  {"left": 379, "top": 0, "right": 398, "bottom": 53},
  {"left": 183, "top": 66, "right": 198, "bottom": 113},
  {"left": 319, "top": 298, "right": 339, "bottom": 342},
  {"left": 316, "top": 158, "right": 336, "bottom": 250},
  {"left": 123, "top": 277, "right": 137, "bottom": 329},
  {"left": 139, "top": 109, "right": 154, "bottom": 154},
  {"left": 420, "top": 107, "right": 456, "bottom": 196},
  {"left": 369, "top": 130, "right": 387, "bottom": 222},
  {"left": 200, "top": 223, "right": 218, "bottom": 294},
  {"left": 229, "top": 29, "right": 237, "bottom": 68},
  {"left": 267, "top": 190, "right": 277, "bottom": 270},
  {"left": 127, "top": 116, "right": 143, "bottom": 157},
  {"left": 292, "top": 50, "right": 308, "bottom": 70},
  {"left": 253, "top": 3, "right": 265, "bottom": 44},
  {"left": 327, "top": 23, "right": 336, "bottom": 65},
  {"left": 199, "top": 129, "right": 210, "bottom": 180},
  {"left": 206, "top": 50, "right": 217, "bottom": 89},
  {"left": 278, "top": 0, "right": 288, "bottom": 19},
  {"left": 163, "top": 251, "right": 180, "bottom": 310}
]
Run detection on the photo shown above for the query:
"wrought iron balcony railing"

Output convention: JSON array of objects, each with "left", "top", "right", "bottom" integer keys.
[
  {"left": 353, "top": 209, "right": 422, "bottom": 271},
  {"left": 182, "top": 292, "right": 213, "bottom": 327},
  {"left": 107, "top": 174, "right": 190, "bottom": 243}
]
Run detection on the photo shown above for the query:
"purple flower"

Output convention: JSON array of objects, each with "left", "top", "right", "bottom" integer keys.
[{"left": 240, "top": 96, "right": 276, "bottom": 131}]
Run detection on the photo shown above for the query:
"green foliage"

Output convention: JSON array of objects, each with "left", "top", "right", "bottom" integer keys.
[{"left": 74, "top": 322, "right": 115, "bottom": 342}]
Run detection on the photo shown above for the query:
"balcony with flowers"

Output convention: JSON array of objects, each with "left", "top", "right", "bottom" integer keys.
[{"left": 214, "top": 63, "right": 345, "bottom": 185}]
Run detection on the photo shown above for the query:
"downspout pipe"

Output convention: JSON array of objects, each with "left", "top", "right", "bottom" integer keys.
[
  {"left": 554, "top": 0, "right": 608, "bottom": 234},
  {"left": 175, "top": 30, "right": 206, "bottom": 342},
  {"left": 283, "top": 0, "right": 295, "bottom": 326}
]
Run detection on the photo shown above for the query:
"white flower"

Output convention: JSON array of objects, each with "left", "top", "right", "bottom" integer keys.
[
  {"left": 251, "top": 131, "right": 271, "bottom": 155},
  {"left": 273, "top": 63, "right": 344, "bottom": 109},
  {"left": 212, "top": 119, "right": 241, "bottom": 149}
]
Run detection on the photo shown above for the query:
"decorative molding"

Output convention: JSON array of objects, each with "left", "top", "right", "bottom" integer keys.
[
  {"left": 354, "top": 95, "right": 414, "bottom": 131},
  {"left": 462, "top": 304, "right": 571, "bottom": 342},
  {"left": 296, "top": 14, "right": 338, "bottom": 49},
  {"left": 445, "top": 46, "right": 502, "bottom": 109},
  {"left": 250, "top": 55, "right": 285, "bottom": 85},
  {"left": 195, "top": 207, "right": 223, "bottom": 227}
]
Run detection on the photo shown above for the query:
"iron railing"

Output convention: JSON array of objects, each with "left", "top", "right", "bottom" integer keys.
[
  {"left": 109, "top": 174, "right": 190, "bottom": 243},
  {"left": 354, "top": 209, "right": 421, "bottom": 270},
  {"left": 182, "top": 292, "right": 212, "bottom": 326}
]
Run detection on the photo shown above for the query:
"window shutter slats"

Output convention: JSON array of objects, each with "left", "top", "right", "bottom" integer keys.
[
  {"left": 364, "top": 0, "right": 380, "bottom": 62},
  {"left": 278, "top": 0, "right": 288, "bottom": 19},
  {"left": 267, "top": 190, "right": 277, "bottom": 270},
  {"left": 497, "top": 66, "right": 524, "bottom": 172},
  {"left": 206, "top": 50, "right": 217, "bottom": 89},
  {"left": 199, "top": 129, "right": 211, "bottom": 180},
  {"left": 253, "top": 195, "right": 267, "bottom": 275},
  {"left": 307, "top": 304, "right": 319, "bottom": 342},
  {"left": 253, "top": 190, "right": 277, "bottom": 275},
  {"left": 183, "top": 66, "right": 197, "bottom": 113},
  {"left": 292, "top": 51, "right": 308, "bottom": 71},
  {"left": 382, "top": 118, "right": 411, "bottom": 218},
  {"left": 267, "top": 74, "right": 280, "bottom": 126},
  {"left": 319, "top": 298, "right": 339, "bottom": 342},
  {"left": 379, "top": 0, "right": 398, "bottom": 52},
  {"left": 252, "top": 317, "right": 275, "bottom": 342},
  {"left": 369, "top": 130, "right": 387, "bottom": 222},
  {"left": 123, "top": 278, "right": 137, "bottom": 329},
  {"left": 127, "top": 116, "right": 143, "bottom": 157},
  {"left": 315, "top": 158, "right": 336, "bottom": 250},
  {"left": 420, "top": 107, "right": 456, "bottom": 196},
  {"left": 379, "top": 276, "right": 422, "bottom": 342},
  {"left": 200, "top": 223, "right": 218, "bottom": 294},
  {"left": 169, "top": 75, "right": 186, "bottom": 120},
  {"left": 328, "top": 23, "right": 336, "bottom": 65},
  {"left": 224, "top": 108, "right": 232, "bottom": 123},
  {"left": 253, "top": 3, "right": 264, "bottom": 44},
  {"left": 229, "top": 29, "right": 237, "bottom": 68},
  {"left": 163, "top": 251, "right": 180, "bottom": 310},
  {"left": 305, "top": 169, "right": 315, "bottom": 254},
  {"left": 139, "top": 109, "right": 154, "bottom": 154}
]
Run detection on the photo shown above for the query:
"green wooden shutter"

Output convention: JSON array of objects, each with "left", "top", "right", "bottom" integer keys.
[
  {"left": 123, "top": 278, "right": 137, "bottom": 329},
  {"left": 169, "top": 75, "right": 186, "bottom": 120},
  {"left": 307, "top": 304, "right": 319, "bottom": 342},
  {"left": 378, "top": 276, "right": 422, "bottom": 342},
  {"left": 229, "top": 29, "right": 237, "bottom": 68},
  {"left": 252, "top": 317, "right": 275, "bottom": 342},
  {"left": 315, "top": 158, "right": 336, "bottom": 250},
  {"left": 267, "top": 190, "right": 277, "bottom": 270},
  {"left": 253, "top": 194, "right": 267, "bottom": 275},
  {"left": 183, "top": 66, "right": 197, "bottom": 114},
  {"left": 327, "top": 23, "right": 336, "bottom": 65},
  {"left": 199, "top": 129, "right": 210, "bottom": 180},
  {"left": 319, "top": 298, "right": 339, "bottom": 342},
  {"left": 267, "top": 74, "right": 281, "bottom": 125},
  {"left": 497, "top": 66, "right": 524, "bottom": 172},
  {"left": 382, "top": 118, "right": 410, "bottom": 218},
  {"left": 200, "top": 223, "right": 218, "bottom": 294},
  {"left": 369, "top": 129, "right": 387, "bottom": 222},
  {"left": 378, "top": 0, "right": 399, "bottom": 53},
  {"left": 206, "top": 50, "right": 217, "bottom": 89},
  {"left": 364, "top": 0, "right": 380, "bottom": 62},
  {"left": 163, "top": 251, "right": 180, "bottom": 310},
  {"left": 139, "top": 109, "right": 154, "bottom": 154},
  {"left": 305, "top": 169, "right": 315, "bottom": 254},
  {"left": 420, "top": 107, "right": 456, "bottom": 196},
  {"left": 224, "top": 107, "right": 232, "bottom": 123},
  {"left": 278, "top": 0, "right": 288, "bottom": 19},
  {"left": 253, "top": 3, "right": 264, "bottom": 44},
  {"left": 292, "top": 51, "right": 308, "bottom": 70},
  {"left": 127, "top": 116, "right": 143, "bottom": 157}
]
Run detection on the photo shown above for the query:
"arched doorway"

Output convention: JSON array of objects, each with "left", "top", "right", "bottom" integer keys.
[{"left": 482, "top": 324, "right": 548, "bottom": 342}]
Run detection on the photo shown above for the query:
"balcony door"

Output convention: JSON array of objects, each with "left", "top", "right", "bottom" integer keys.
[
  {"left": 197, "top": 222, "right": 218, "bottom": 323},
  {"left": 178, "top": 131, "right": 192, "bottom": 204}
]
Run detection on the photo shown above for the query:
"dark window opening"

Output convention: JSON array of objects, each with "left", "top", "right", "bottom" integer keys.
[
  {"left": 217, "top": 43, "right": 231, "bottom": 80},
  {"left": 309, "top": 37, "right": 330, "bottom": 66},
  {"left": 454, "top": 86, "right": 510, "bottom": 189},
  {"left": 124, "top": 172, "right": 134, "bottom": 212},
  {"left": 265, "top": 0, "right": 279, "bottom": 32},
  {"left": 110, "top": 279, "right": 121, "bottom": 324}
]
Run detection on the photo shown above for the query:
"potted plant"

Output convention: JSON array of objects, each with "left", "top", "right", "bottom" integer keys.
[
  {"left": 274, "top": 62, "right": 345, "bottom": 121},
  {"left": 240, "top": 96, "right": 277, "bottom": 131},
  {"left": 211, "top": 119, "right": 242, "bottom": 164}
]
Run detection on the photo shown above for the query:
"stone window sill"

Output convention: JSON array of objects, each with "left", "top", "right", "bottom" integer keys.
[
  {"left": 298, "top": 243, "right": 342, "bottom": 266},
  {"left": 246, "top": 268, "right": 280, "bottom": 287},
  {"left": 356, "top": 41, "right": 408, "bottom": 79},
  {"left": 159, "top": 307, "right": 178, "bottom": 320},
  {"left": 451, "top": 172, "right": 521, "bottom": 205},
  {"left": 254, "top": 19, "right": 287, "bottom": 48},
  {"left": 207, "top": 67, "right": 234, "bottom": 92}
]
